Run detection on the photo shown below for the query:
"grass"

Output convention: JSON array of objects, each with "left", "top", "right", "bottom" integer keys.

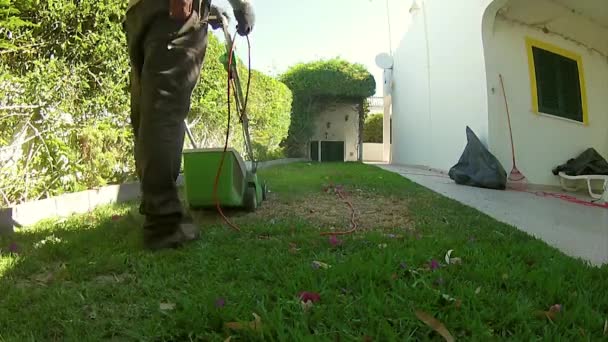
[{"left": 1, "top": 162, "right": 607, "bottom": 341}]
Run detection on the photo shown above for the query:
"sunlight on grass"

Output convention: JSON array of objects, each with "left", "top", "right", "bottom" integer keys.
[{"left": 1, "top": 163, "right": 607, "bottom": 340}]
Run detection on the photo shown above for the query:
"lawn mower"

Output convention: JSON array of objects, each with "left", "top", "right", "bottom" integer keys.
[{"left": 182, "top": 10, "right": 266, "bottom": 213}]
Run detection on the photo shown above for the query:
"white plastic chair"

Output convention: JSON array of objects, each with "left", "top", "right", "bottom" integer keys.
[{"left": 558, "top": 172, "right": 608, "bottom": 203}]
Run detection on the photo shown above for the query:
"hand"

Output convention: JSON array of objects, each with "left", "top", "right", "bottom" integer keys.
[
  {"left": 233, "top": 2, "right": 255, "bottom": 36},
  {"left": 209, "top": 4, "right": 228, "bottom": 30}
]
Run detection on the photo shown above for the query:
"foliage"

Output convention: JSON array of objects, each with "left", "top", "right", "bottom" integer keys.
[
  {"left": 279, "top": 58, "right": 375, "bottom": 157},
  {"left": 0, "top": 0, "right": 291, "bottom": 206},
  {"left": 0, "top": 0, "right": 37, "bottom": 51},
  {"left": 363, "top": 113, "right": 383, "bottom": 143}
]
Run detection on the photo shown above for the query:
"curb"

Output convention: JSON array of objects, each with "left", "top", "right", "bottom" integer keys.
[{"left": 0, "top": 158, "right": 306, "bottom": 234}]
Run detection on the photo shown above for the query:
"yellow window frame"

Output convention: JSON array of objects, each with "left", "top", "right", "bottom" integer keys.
[{"left": 525, "top": 37, "right": 589, "bottom": 125}]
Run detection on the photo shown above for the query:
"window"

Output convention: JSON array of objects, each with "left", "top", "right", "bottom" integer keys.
[{"left": 526, "top": 38, "right": 588, "bottom": 124}]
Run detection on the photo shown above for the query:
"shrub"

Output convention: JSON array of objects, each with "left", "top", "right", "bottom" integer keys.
[{"left": 363, "top": 113, "right": 383, "bottom": 143}]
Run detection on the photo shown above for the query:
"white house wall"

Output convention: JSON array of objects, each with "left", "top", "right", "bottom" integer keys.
[
  {"left": 391, "top": 4, "right": 431, "bottom": 167},
  {"left": 484, "top": 0, "right": 608, "bottom": 186},
  {"left": 311, "top": 103, "right": 360, "bottom": 162},
  {"left": 391, "top": 0, "right": 496, "bottom": 171}
]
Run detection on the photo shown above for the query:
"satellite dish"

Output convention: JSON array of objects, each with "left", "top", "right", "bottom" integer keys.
[{"left": 375, "top": 53, "right": 394, "bottom": 69}]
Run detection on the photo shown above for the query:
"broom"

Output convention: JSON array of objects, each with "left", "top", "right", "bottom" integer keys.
[{"left": 499, "top": 74, "right": 528, "bottom": 190}]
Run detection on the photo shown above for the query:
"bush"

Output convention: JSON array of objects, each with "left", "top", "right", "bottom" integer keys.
[
  {"left": 0, "top": 0, "right": 292, "bottom": 206},
  {"left": 363, "top": 113, "right": 383, "bottom": 143}
]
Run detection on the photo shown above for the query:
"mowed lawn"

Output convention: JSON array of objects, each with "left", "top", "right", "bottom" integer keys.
[{"left": 1, "top": 162, "right": 607, "bottom": 341}]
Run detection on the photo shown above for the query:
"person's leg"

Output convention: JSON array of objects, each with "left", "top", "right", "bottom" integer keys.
[{"left": 126, "top": 0, "right": 210, "bottom": 249}]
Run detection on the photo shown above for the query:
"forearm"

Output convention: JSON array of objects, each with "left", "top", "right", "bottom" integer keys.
[{"left": 227, "top": 0, "right": 250, "bottom": 10}]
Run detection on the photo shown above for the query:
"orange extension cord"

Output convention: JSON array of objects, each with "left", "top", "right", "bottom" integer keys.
[{"left": 211, "top": 34, "right": 252, "bottom": 232}]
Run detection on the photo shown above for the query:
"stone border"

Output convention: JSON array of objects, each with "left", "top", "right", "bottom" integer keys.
[{"left": 0, "top": 158, "right": 306, "bottom": 234}]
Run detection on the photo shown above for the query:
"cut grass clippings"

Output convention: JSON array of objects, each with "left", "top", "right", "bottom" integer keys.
[{"left": 0, "top": 162, "right": 607, "bottom": 340}]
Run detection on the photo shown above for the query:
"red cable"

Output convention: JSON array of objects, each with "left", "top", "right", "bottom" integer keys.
[
  {"left": 520, "top": 189, "right": 608, "bottom": 209},
  {"left": 212, "top": 32, "right": 242, "bottom": 232},
  {"left": 320, "top": 186, "right": 359, "bottom": 236}
]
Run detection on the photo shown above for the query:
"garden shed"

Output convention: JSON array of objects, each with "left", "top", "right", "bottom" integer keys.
[{"left": 280, "top": 59, "right": 376, "bottom": 162}]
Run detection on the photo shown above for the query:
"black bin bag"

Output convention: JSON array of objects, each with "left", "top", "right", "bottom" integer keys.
[{"left": 448, "top": 126, "right": 507, "bottom": 190}]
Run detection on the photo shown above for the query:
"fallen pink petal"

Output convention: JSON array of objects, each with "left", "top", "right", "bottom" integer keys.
[
  {"left": 329, "top": 235, "right": 343, "bottom": 247},
  {"left": 8, "top": 242, "right": 20, "bottom": 254},
  {"left": 299, "top": 292, "right": 321, "bottom": 303},
  {"left": 549, "top": 304, "right": 562, "bottom": 313},
  {"left": 215, "top": 298, "right": 226, "bottom": 308},
  {"left": 430, "top": 259, "right": 440, "bottom": 270}
]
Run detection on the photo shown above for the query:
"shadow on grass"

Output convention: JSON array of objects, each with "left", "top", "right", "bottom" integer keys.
[{"left": 0, "top": 202, "right": 264, "bottom": 341}]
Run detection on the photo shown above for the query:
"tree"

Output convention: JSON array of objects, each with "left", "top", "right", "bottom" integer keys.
[
  {"left": 363, "top": 113, "right": 383, "bottom": 143},
  {"left": 0, "top": 0, "right": 292, "bottom": 206}
]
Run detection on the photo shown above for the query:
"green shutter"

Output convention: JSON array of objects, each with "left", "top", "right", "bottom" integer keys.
[{"left": 532, "top": 46, "right": 583, "bottom": 122}]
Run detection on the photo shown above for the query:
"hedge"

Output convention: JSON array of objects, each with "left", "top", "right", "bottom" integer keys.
[{"left": 0, "top": 0, "right": 292, "bottom": 206}]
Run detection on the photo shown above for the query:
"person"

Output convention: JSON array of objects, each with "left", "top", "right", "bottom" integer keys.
[{"left": 124, "top": 0, "right": 255, "bottom": 250}]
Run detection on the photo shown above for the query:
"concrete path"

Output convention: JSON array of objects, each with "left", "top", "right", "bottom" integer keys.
[{"left": 378, "top": 164, "right": 608, "bottom": 267}]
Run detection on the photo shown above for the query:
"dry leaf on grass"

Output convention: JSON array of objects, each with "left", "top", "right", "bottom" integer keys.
[
  {"left": 414, "top": 310, "right": 455, "bottom": 342},
  {"left": 444, "top": 250, "right": 462, "bottom": 265},
  {"left": 535, "top": 304, "right": 562, "bottom": 322},
  {"left": 224, "top": 337, "right": 233, "bottom": 342},
  {"left": 289, "top": 243, "right": 300, "bottom": 254},
  {"left": 450, "top": 257, "right": 462, "bottom": 265},
  {"left": 159, "top": 302, "right": 176, "bottom": 311},
  {"left": 224, "top": 313, "right": 262, "bottom": 332},
  {"left": 604, "top": 319, "right": 607, "bottom": 335},
  {"left": 93, "top": 273, "right": 134, "bottom": 285},
  {"left": 312, "top": 261, "right": 331, "bottom": 269},
  {"left": 31, "top": 272, "right": 54, "bottom": 285},
  {"left": 444, "top": 250, "right": 454, "bottom": 264},
  {"left": 301, "top": 300, "right": 314, "bottom": 311},
  {"left": 84, "top": 305, "right": 97, "bottom": 320}
]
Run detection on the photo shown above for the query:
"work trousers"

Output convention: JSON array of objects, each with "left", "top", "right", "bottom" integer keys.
[{"left": 125, "top": 0, "right": 210, "bottom": 234}]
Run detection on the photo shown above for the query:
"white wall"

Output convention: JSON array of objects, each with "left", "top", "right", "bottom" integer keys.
[
  {"left": 391, "top": 2, "right": 431, "bottom": 167},
  {"left": 484, "top": 0, "right": 608, "bottom": 186},
  {"left": 363, "top": 143, "right": 384, "bottom": 162},
  {"left": 391, "top": 0, "right": 497, "bottom": 171},
  {"left": 311, "top": 103, "right": 360, "bottom": 162}
]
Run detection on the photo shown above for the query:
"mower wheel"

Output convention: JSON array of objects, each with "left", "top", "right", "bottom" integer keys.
[
  {"left": 262, "top": 181, "right": 268, "bottom": 201},
  {"left": 244, "top": 185, "right": 257, "bottom": 212}
]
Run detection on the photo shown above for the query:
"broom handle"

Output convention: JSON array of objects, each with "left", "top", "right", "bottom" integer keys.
[{"left": 499, "top": 74, "right": 517, "bottom": 165}]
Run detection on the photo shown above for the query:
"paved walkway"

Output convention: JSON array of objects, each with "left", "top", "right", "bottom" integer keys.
[{"left": 378, "top": 164, "right": 608, "bottom": 267}]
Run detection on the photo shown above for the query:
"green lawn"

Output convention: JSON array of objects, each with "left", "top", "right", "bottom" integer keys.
[{"left": 1, "top": 162, "right": 607, "bottom": 341}]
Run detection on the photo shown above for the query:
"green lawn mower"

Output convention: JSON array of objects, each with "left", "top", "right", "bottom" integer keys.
[{"left": 182, "top": 12, "right": 266, "bottom": 212}]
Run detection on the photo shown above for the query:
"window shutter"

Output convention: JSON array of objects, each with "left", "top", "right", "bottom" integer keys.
[{"left": 531, "top": 45, "right": 584, "bottom": 123}]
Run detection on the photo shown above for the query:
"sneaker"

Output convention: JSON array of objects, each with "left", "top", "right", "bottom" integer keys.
[{"left": 143, "top": 223, "right": 201, "bottom": 251}]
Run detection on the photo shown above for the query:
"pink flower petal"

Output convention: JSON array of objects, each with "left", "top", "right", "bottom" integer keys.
[
  {"left": 429, "top": 259, "right": 440, "bottom": 270},
  {"left": 299, "top": 291, "right": 321, "bottom": 303},
  {"left": 328, "top": 235, "right": 343, "bottom": 247},
  {"left": 215, "top": 298, "right": 226, "bottom": 308},
  {"left": 8, "top": 242, "right": 20, "bottom": 254}
]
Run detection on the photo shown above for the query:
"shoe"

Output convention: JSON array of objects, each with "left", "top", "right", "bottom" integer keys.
[{"left": 143, "top": 223, "right": 201, "bottom": 251}]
